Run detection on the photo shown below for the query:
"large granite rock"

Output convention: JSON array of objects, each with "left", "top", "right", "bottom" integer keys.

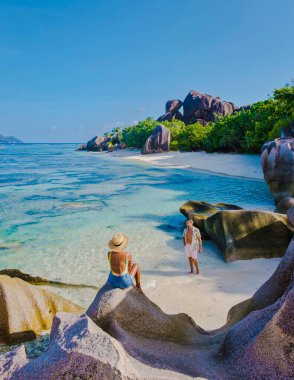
[
  {"left": 157, "top": 91, "right": 238, "bottom": 126},
  {"left": 205, "top": 210, "right": 292, "bottom": 262},
  {"left": 86, "top": 136, "right": 112, "bottom": 152},
  {"left": 0, "top": 312, "right": 195, "bottom": 380},
  {"left": 142, "top": 124, "right": 170, "bottom": 154},
  {"left": 261, "top": 137, "right": 294, "bottom": 204},
  {"left": 180, "top": 200, "right": 242, "bottom": 233},
  {"left": 1, "top": 238, "right": 294, "bottom": 379},
  {"left": 182, "top": 91, "right": 236, "bottom": 125},
  {"left": 218, "top": 238, "right": 294, "bottom": 380},
  {"left": 0, "top": 275, "right": 83, "bottom": 344},
  {"left": 86, "top": 284, "right": 206, "bottom": 346},
  {"left": 275, "top": 196, "right": 294, "bottom": 214}
]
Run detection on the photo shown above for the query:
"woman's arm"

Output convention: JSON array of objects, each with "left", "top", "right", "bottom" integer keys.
[
  {"left": 197, "top": 235, "right": 202, "bottom": 253},
  {"left": 127, "top": 253, "right": 133, "bottom": 272}
]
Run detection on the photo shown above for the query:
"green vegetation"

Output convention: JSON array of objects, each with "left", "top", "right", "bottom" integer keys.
[
  {"left": 205, "top": 84, "right": 294, "bottom": 153},
  {"left": 108, "top": 83, "right": 294, "bottom": 154}
]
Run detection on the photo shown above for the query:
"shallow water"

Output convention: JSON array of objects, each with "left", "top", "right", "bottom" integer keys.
[{"left": 0, "top": 144, "right": 274, "bottom": 305}]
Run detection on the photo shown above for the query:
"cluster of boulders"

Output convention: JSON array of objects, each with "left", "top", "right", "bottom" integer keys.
[
  {"left": 157, "top": 90, "right": 244, "bottom": 126},
  {"left": 1, "top": 238, "right": 294, "bottom": 379},
  {"left": 180, "top": 201, "right": 293, "bottom": 262},
  {"left": 77, "top": 136, "right": 126, "bottom": 152}
]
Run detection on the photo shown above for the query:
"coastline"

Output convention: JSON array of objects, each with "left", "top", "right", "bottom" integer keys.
[
  {"left": 101, "top": 149, "right": 277, "bottom": 330},
  {"left": 108, "top": 149, "right": 264, "bottom": 180}
]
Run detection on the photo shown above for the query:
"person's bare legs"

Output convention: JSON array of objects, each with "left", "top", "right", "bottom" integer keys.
[
  {"left": 193, "top": 258, "right": 200, "bottom": 274},
  {"left": 129, "top": 263, "right": 143, "bottom": 293},
  {"left": 188, "top": 257, "right": 193, "bottom": 273}
]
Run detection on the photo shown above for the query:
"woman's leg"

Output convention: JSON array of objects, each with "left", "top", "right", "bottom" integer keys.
[{"left": 129, "top": 263, "right": 143, "bottom": 293}]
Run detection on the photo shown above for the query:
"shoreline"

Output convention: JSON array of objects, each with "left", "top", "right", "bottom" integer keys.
[
  {"left": 86, "top": 148, "right": 276, "bottom": 330},
  {"left": 106, "top": 149, "right": 264, "bottom": 180}
]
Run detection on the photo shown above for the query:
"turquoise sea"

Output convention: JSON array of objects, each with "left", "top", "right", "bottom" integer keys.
[{"left": 0, "top": 144, "right": 273, "bottom": 305}]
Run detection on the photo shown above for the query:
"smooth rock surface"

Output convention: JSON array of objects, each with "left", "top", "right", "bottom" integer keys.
[
  {"left": 142, "top": 124, "right": 170, "bottom": 154},
  {"left": 0, "top": 275, "right": 83, "bottom": 344},
  {"left": 180, "top": 200, "right": 242, "bottom": 233},
  {"left": 275, "top": 196, "right": 294, "bottom": 214},
  {"left": 205, "top": 210, "right": 292, "bottom": 261},
  {"left": 261, "top": 137, "right": 294, "bottom": 204}
]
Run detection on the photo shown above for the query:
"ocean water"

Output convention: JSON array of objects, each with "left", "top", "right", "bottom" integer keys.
[{"left": 0, "top": 144, "right": 274, "bottom": 305}]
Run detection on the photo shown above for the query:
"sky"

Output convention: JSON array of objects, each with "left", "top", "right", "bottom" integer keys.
[{"left": 0, "top": 0, "right": 293, "bottom": 143}]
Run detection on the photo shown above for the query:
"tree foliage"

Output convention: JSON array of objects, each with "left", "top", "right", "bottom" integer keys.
[{"left": 112, "top": 83, "right": 294, "bottom": 154}]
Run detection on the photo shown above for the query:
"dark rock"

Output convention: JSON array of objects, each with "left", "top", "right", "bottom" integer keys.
[
  {"left": 280, "top": 121, "right": 294, "bottom": 138},
  {"left": 165, "top": 99, "right": 183, "bottom": 114},
  {"left": 287, "top": 206, "right": 294, "bottom": 227},
  {"left": 275, "top": 196, "right": 294, "bottom": 214},
  {"left": 86, "top": 136, "right": 112, "bottom": 152},
  {"left": 157, "top": 112, "right": 173, "bottom": 122},
  {"left": 205, "top": 210, "right": 292, "bottom": 262},
  {"left": 180, "top": 200, "right": 242, "bottom": 233},
  {"left": 142, "top": 124, "right": 170, "bottom": 154},
  {"left": 76, "top": 144, "right": 87, "bottom": 151},
  {"left": 261, "top": 137, "right": 294, "bottom": 204}
]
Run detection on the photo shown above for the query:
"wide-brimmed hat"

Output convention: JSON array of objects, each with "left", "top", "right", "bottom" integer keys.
[{"left": 108, "top": 232, "right": 129, "bottom": 252}]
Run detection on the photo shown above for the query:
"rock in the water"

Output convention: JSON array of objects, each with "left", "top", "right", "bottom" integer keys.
[
  {"left": 0, "top": 275, "right": 83, "bottom": 344},
  {"left": 205, "top": 210, "right": 292, "bottom": 261},
  {"left": 142, "top": 124, "right": 170, "bottom": 154},
  {"left": 76, "top": 143, "right": 87, "bottom": 151},
  {"left": 261, "top": 137, "right": 294, "bottom": 204},
  {"left": 86, "top": 136, "right": 112, "bottom": 152},
  {"left": 275, "top": 196, "right": 294, "bottom": 214},
  {"left": 180, "top": 201, "right": 242, "bottom": 233}
]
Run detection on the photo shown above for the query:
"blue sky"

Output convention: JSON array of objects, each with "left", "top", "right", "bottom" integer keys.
[{"left": 0, "top": 0, "right": 293, "bottom": 143}]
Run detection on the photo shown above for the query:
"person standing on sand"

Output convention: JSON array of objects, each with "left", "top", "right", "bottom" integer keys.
[
  {"left": 182, "top": 220, "right": 202, "bottom": 274},
  {"left": 107, "top": 232, "right": 143, "bottom": 293}
]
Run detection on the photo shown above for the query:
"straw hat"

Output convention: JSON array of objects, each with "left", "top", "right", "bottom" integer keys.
[{"left": 108, "top": 233, "right": 129, "bottom": 252}]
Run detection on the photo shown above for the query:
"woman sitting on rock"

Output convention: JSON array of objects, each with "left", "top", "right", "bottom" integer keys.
[{"left": 107, "top": 233, "right": 143, "bottom": 293}]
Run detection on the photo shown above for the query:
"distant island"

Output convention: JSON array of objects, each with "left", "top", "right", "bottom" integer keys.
[{"left": 0, "top": 134, "right": 23, "bottom": 144}]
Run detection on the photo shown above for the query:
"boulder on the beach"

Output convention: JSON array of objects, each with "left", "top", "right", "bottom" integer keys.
[
  {"left": 0, "top": 275, "right": 83, "bottom": 344},
  {"left": 2, "top": 237, "right": 294, "bottom": 380},
  {"left": 205, "top": 210, "right": 292, "bottom": 262},
  {"left": 275, "top": 196, "right": 294, "bottom": 214},
  {"left": 86, "top": 284, "right": 206, "bottom": 346},
  {"left": 287, "top": 206, "right": 294, "bottom": 228},
  {"left": 142, "top": 124, "right": 170, "bottom": 154},
  {"left": 180, "top": 200, "right": 242, "bottom": 233},
  {"left": 219, "top": 237, "right": 294, "bottom": 380},
  {"left": 86, "top": 136, "right": 112, "bottom": 152},
  {"left": 1, "top": 312, "right": 195, "bottom": 380},
  {"left": 261, "top": 137, "right": 294, "bottom": 204}
]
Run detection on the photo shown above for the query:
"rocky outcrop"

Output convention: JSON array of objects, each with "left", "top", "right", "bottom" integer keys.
[
  {"left": 218, "top": 238, "right": 294, "bottom": 379},
  {"left": 180, "top": 201, "right": 242, "bottom": 234},
  {"left": 1, "top": 238, "right": 294, "bottom": 379},
  {"left": 261, "top": 137, "right": 294, "bottom": 204},
  {"left": 275, "top": 196, "right": 294, "bottom": 214},
  {"left": 0, "top": 275, "right": 83, "bottom": 344},
  {"left": 205, "top": 210, "right": 292, "bottom": 262},
  {"left": 157, "top": 91, "right": 238, "bottom": 126},
  {"left": 77, "top": 135, "right": 126, "bottom": 152},
  {"left": 142, "top": 124, "right": 170, "bottom": 154},
  {"left": 0, "top": 312, "right": 195, "bottom": 380}
]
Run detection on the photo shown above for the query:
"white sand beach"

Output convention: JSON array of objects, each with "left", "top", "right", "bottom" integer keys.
[
  {"left": 104, "top": 149, "right": 279, "bottom": 331},
  {"left": 109, "top": 149, "right": 264, "bottom": 180}
]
